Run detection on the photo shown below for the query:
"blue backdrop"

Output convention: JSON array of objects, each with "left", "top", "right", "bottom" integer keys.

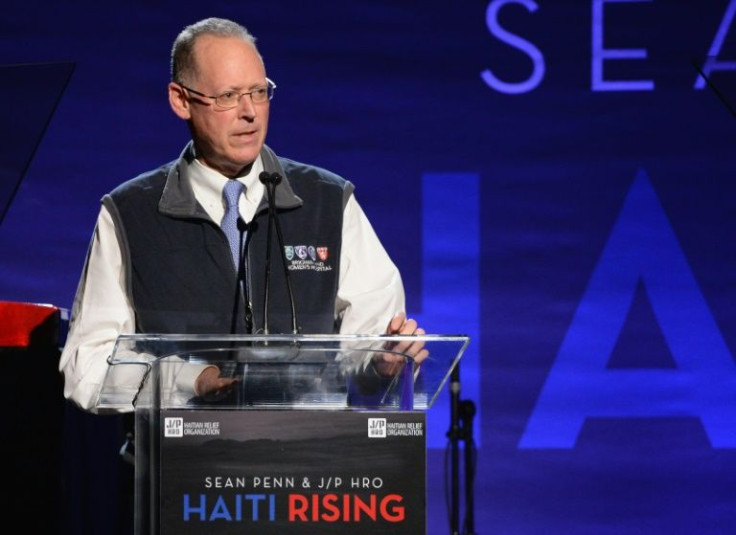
[{"left": 2, "top": 1, "right": 736, "bottom": 533}]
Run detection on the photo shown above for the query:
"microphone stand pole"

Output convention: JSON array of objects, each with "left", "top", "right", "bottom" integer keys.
[
  {"left": 449, "top": 364, "right": 460, "bottom": 535},
  {"left": 460, "top": 397, "right": 476, "bottom": 534},
  {"left": 447, "top": 361, "right": 477, "bottom": 535}
]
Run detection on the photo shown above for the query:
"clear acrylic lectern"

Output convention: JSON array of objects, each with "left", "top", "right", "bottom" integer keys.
[{"left": 98, "top": 333, "right": 470, "bottom": 535}]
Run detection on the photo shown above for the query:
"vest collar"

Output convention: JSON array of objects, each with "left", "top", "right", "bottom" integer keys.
[
  {"left": 258, "top": 144, "right": 303, "bottom": 212},
  {"left": 159, "top": 142, "right": 303, "bottom": 218}
]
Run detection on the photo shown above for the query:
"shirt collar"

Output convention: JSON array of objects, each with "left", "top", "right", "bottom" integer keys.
[{"left": 188, "top": 156, "right": 265, "bottom": 224}]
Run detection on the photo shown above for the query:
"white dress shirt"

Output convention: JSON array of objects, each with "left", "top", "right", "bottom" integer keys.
[{"left": 59, "top": 156, "right": 406, "bottom": 412}]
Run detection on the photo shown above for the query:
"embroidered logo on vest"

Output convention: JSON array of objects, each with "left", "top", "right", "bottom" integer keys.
[{"left": 283, "top": 245, "right": 332, "bottom": 272}]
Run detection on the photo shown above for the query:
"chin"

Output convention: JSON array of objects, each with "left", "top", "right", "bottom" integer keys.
[{"left": 231, "top": 147, "right": 261, "bottom": 164}]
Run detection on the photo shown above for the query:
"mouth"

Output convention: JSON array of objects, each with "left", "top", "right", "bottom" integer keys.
[{"left": 231, "top": 129, "right": 259, "bottom": 145}]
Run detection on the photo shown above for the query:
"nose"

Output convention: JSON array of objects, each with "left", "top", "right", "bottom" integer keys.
[{"left": 238, "top": 93, "right": 257, "bottom": 119}]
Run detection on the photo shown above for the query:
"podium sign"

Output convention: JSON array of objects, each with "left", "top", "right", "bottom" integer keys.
[
  {"left": 159, "top": 410, "right": 425, "bottom": 534},
  {"left": 99, "top": 333, "right": 469, "bottom": 535}
]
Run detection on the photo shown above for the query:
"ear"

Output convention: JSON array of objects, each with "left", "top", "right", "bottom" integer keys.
[{"left": 168, "top": 82, "right": 191, "bottom": 120}]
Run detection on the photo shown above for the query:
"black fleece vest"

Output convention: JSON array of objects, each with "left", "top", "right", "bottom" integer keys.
[{"left": 104, "top": 156, "right": 349, "bottom": 335}]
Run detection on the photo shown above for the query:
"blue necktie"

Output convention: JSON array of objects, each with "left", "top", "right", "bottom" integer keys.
[{"left": 221, "top": 180, "right": 245, "bottom": 267}]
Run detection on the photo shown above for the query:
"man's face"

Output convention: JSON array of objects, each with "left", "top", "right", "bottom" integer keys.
[{"left": 175, "top": 35, "right": 270, "bottom": 177}]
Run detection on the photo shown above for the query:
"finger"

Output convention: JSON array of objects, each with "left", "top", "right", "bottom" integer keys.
[
  {"left": 391, "top": 324, "right": 422, "bottom": 354},
  {"left": 376, "top": 345, "right": 427, "bottom": 375},
  {"left": 221, "top": 378, "right": 239, "bottom": 389},
  {"left": 387, "top": 312, "right": 406, "bottom": 334},
  {"left": 398, "top": 318, "right": 418, "bottom": 335},
  {"left": 377, "top": 352, "right": 404, "bottom": 365},
  {"left": 412, "top": 348, "right": 429, "bottom": 366},
  {"left": 403, "top": 339, "right": 426, "bottom": 360}
]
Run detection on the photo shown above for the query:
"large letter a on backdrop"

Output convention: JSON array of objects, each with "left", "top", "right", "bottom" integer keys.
[{"left": 519, "top": 170, "right": 736, "bottom": 449}]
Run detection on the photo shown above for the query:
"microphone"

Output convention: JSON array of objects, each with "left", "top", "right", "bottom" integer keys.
[{"left": 258, "top": 171, "right": 299, "bottom": 334}]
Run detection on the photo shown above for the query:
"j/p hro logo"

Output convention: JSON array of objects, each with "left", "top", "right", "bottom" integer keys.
[
  {"left": 164, "top": 417, "right": 183, "bottom": 438},
  {"left": 368, "top": 418, "right": 387, "bottom": 438}
]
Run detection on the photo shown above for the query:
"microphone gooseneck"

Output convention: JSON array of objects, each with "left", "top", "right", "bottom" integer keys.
[
  {"left": 229, "top": 214, "right": 251, "bottom": 334},
  {"left": 258, "top": 171, "right": 274, "bottom": 334},
  {"left": 258, "top": 171, "right": 299, "bottom": 334},
  {"left": 236, "top": 217, "right": 253, "bottom": 333}
]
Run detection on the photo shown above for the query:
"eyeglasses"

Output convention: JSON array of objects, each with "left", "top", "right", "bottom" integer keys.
[{"left": 180, "top": 78, "right": 276, "bottom": 109}]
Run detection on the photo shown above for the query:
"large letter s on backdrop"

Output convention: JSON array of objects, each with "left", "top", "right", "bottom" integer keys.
[{"left": 481, "top": 0, "right": 545, "bottom": 94}]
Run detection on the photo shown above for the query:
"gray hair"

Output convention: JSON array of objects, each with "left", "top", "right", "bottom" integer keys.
[{"left": 171, "top": 17, "right": 258, "bottom": 85}]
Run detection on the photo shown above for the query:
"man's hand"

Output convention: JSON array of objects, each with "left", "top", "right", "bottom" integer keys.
[
  {"left": 194, "top": 366, "right": 239, "bottom": 400},
  {"left": 373, "top": 312, "right": 429, "bottom": 376}
]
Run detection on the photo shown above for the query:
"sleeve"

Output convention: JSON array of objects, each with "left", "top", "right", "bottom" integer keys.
[
  {"left": 58, "top": 205, "right": 138, "bottom": 412},
  {"left": 58, "top": 205, "right": 206, "bottom": 413},
  {"left": 335, "top": 194, "right": 406, "bottom": 335}
]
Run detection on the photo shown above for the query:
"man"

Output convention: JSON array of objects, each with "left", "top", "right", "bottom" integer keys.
[{"left": 59, "top": 17, "right": 426, "bottom": 412}]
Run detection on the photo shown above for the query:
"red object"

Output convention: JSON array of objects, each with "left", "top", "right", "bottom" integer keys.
[{"left": 0, "top": 301, "right": 61, "bottom": 347}]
